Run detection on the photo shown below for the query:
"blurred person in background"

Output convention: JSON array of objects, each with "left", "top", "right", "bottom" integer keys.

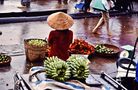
[
  {"left": 58, "top": 0, "right": 68, "bottom": 4},
  {"left": 113, "top": 0, "right": 133, "bottom": 12},
  {"left": 92, "top": 0, "right": 114, "bottom": 36},
  {"left": 84, "top": 0, "right": 92, "bottom": 12}
]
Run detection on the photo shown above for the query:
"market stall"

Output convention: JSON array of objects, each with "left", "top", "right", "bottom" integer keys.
[{"left": 11, "top": 37, "right": 129, "bottom": 89}]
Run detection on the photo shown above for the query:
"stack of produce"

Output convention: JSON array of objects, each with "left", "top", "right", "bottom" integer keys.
[
  {"left": 28, "top": 39, "right": 48, "bottom": 47},
  {"left": 69, "top": 39, "right": 95, "bottom": 54},
  {"left": 44, "top": 56, "right": 71, "bottom": 82},
  {"left": 67, "top": 55, "right": 90, "bottom": 80},
  {"left": 95, "top": 44, "right": 115, "bottom": 54},
  {"left": 0, "top": 54, "right": 11, "bottom": 66},
  {"left": 44, "top": 55, "right": 90, "bottom": 82}
]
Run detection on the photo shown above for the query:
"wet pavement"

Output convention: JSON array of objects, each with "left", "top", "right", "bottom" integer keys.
[
  {"left": 0, "top": 0, "right": 138, "bottom": 90},
  {"left": 0, "top": 15, "right": 138, "bottom": 90}
]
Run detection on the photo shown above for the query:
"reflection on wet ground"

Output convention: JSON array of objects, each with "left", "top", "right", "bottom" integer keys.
[
  {"left": 0, "top": 0, "right": 138, "bottom": 89},
  {"left": 0, "top": 15, "right": 137, "bottom": 46}
]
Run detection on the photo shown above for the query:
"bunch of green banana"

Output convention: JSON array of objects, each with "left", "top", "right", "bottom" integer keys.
[
  {"left": 44, "top": 56, "right": 59, "bottom": 68},
  {"left": 44, "top": 56, "right": 70, "bottom": 82},
  {"left": 67, "top": 55, "right": 90, "bottom": 80},
  {"left": 28, "top": 39, "right": 47, "bottom": 47}
]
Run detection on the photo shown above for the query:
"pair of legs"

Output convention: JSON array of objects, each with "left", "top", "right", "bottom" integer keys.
[
  {"left": 0, "top": 31, "right": 2, "bottom": 35},
  {"left": 84, "top": 0, "right": 92, "bottom": 12},
  {"left": 92, "top": 11, "right": 112, "bottom": 36},
  {"left": 58, "top": 0, "right": 68, "bottom": 4}
]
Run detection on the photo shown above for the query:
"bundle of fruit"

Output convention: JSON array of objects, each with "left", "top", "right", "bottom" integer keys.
[
  {"left": 95, "top": 44, "right": 115, "bottom": 54},
  {"left": 0, "top": 54, "right": 11, "bottom": 66},
  {"left": 44, "top": 55, "right": 90, "bottom": 82},
  {"left": 44, "top": 56, "right": 71, "bottom": 82},
  {"left": 67, "top": 55, "right": 90, "bottom": 80},
  {"left": 26, "top": 39, "right": 48, "bottom": 47},
  {"left": 69, "top": 39, "right": 95, "bottom": 55}
]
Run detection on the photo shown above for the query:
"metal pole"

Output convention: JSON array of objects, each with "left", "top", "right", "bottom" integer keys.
[{"left": 126, "top": 37, "right": 138, "bottom": 77}]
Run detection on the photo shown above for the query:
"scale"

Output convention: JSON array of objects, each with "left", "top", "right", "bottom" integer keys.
[{"left": 116, "top": 37, "right": 138, "bottom": 90}]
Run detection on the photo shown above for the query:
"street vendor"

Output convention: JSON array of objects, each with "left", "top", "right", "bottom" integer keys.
[{"left": 47, "top": 12, "right": 74, "bottom": 61}]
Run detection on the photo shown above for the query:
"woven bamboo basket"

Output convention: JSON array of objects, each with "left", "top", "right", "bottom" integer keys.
[{"left": 24, "top": 39, "right": 48, "bottom": 62}]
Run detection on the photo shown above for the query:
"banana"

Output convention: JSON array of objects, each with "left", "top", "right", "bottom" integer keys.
[
  {"left": 67, "top": 55, "right": 90, "bottom": 80},
  {"left": 44, "top": 56, "right": 70, "bottom": 82},
  {"left": 44, "top": 55, "right": 90, "bottom": 81}
]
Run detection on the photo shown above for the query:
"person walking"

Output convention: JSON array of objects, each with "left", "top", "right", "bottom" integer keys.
[
  {"left": 92, "top": 0, "right": 114, "bottom": 36},
  {"left": 58, "top": 0, "right": 68, "bottom": 4},
  {"left": 0, "top": 31, "right": 2, "bottom": 35},
  {"left": 47, "top": 12, "right": 74, "bottom": 61}
]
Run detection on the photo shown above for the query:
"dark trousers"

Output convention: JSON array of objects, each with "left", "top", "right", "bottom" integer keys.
[
  {"left": 84, "top": 0, "right": 92, "bottom": 12},
  {"left": 58, "top": 0, "right": 68, "bottom": 4},
  {"left": 114, "top": 0, "right": 133, "bottom": 11},
  {"left": 0, "top": 0, "right": 4, "bottom": 4}
]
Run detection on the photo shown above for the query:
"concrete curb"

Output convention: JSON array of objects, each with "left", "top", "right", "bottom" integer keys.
[
  {"left": 0, "top": 10, "right": 138, "bottom": 24},
  {"left": 0, "top": 16, "right": 48, "bottom": 24}
]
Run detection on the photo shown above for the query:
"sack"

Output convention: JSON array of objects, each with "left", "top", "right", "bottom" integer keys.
[
  {"left": 90, "top": 0, "right": 106, "bottom": 11},
  {"left": 14, "top": 73, "right": 31, "bottom": 90},
  {"left": 75, "top": 2, "right": 85, "bottom": 11}
]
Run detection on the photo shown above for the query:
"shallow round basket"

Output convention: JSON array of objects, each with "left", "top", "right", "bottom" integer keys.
[
  {"left": 95, "top": 44, "right": 120, "bottom": 57},
  {"left": 0, "top": 54, "right": 11, "bottom": 66}
]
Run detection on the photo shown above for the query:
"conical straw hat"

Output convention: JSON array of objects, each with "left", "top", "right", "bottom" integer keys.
[{"left": 47, "top": 12, "right": 74, "bottom": 30}]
